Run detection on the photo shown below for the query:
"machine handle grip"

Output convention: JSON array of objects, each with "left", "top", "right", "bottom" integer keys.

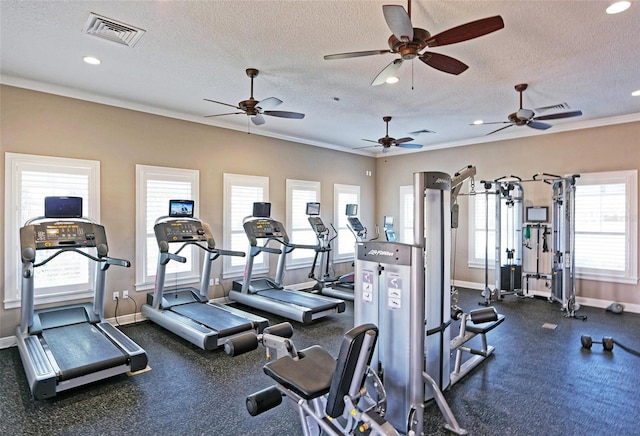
[
  {"left": 260, "top": 246, "right": 282, "bottom": 255},
  {"left": 213, "top": 249, "right": 246, "bottom": 258},
  {"left": 106, "top": 257, "right": 131, "bottom": 268},
  {"left": 168, "top": 252, "right": 187, "bottom": 263}
]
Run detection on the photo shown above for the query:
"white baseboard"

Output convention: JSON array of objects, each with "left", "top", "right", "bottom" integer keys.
[{"left": 452, "top": 280, "right": 640, "bottom": 314}]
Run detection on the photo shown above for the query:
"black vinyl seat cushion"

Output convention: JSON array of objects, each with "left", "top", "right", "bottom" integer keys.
[{"left": 263, "top": 345, "right": 336, "bottom": 400}]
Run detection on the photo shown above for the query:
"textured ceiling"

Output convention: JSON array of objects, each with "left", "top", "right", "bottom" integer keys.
[{"left": 1, "top": 1, "right": 639, "bottom": 156}]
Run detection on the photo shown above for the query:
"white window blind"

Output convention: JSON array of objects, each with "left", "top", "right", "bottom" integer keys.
[
  {"left": 468, "top": 190, "right": 497, "bottom": 268},
  {"left": 574, "top": 171, "right": 638, "bottom": 283},
  {"left": 286, "top": 180, "right": 320, "bottom": 268},
  {"left": 223, "top": 174, "right": 269, "bottom": 277},
  {"left": 135, "top": 165, "right": 200, "bottom": 291},
  {"left": 334, "top": 184, "right": 360, "bottom": 261},
  {"left": 4, "top": 153, "right": 100, "bottom": 308},
  {"left": 399, "top": 185, "right": 414, "bottom": 244}
]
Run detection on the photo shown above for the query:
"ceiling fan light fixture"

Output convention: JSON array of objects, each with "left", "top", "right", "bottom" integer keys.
[
  {"left": 385, "top": 76, "right": 399, "bottom": 84},
  {"left": 606, "top": 1, "right": 631, "bottom": 14}
]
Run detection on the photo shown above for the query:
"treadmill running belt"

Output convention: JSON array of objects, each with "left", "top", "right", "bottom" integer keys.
[
  {"left": 41, "top": 323, "right": 128, "bottom": 381},
  {"left": 171, "top": 303, "right": 254, "bottom": 337},
  {"left": 257, "top": 289, "right": 338, "bottom": 312}
]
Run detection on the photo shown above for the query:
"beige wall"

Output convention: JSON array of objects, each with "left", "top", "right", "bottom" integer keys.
[
  {"left": 375, "top": 121, "right": 640, "bottom": 307},
  {"left": 0, "top": 85, "right": 376, "bottom": 338},
  {"left": 2, "top": 85, "right": 639, "bottom": 339}
]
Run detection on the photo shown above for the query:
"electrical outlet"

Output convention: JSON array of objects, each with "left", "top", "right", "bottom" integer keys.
[
  {"left": 123, "top": 290, "right": 129, "bottom": 299},
  {"left": 214, "top": 278, "right": 220, "bottom": 285},
  {"left": 113, "top": 291, "right": 119, "bottom": 301}
]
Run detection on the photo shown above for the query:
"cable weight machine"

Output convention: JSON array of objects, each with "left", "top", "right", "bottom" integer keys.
[{"left": 481, "top": 172, "right": 584, "bottom": 320}]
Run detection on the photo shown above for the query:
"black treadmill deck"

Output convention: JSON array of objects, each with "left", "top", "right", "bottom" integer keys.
[
  {"left": 41, "top": 323, "right": 127, "bottom": 381},
  {"left": 171, "top": 302, "right": 255, "bottom": 337},
  {"left": 257, "top": 289, "right": 340, "bottom": 312}
]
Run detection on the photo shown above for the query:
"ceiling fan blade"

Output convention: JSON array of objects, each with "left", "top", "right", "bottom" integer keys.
[
  {"left": 204, "top": 112, "right": 244, "bottom": 118},
  {"left": 324, "top": 50, "right": 392, "bottom": 60},
  {"left": 397, "top": 143, "right": 423, "bottom": 149},
  {"left": 469, "top": 121, "right": 510, "bottom": 126},
  {"left": 251, "top": 114, "right": 266, "bottom": 125},
  {"left": 394, "top": 137, "right": 415, "bottom": 144},
  {"left": 258, "top": 97, "right": 283, "bottom": 110},
  {"left": 419, "top": 52, "right": 468, "bottom": 75},
  {"left": 426, "top": 15, "right": 504, "bottom": 47},
  {"left": 203, "top": 98, "right": 241, "bottom": 110},
  {"left": 263, "top": 110, "right": 305, "bottom": 119},
  {"left": 371, "top": 58, "right": 403, "bottom": 86},
  {"left": 486, "top": 124, "right": 514, "bottom": 135},
  {"left": 527, "top": 121, "right": 552, "bottom": 130},
  {"left": 383, "top": 5, "right": 414, "bottom": 42},
  {"left": 362, "top": 139, "right": 380, "bottom": 144},
  {"left": 533, "top": 110, "right": 583, "bottom": 121}
]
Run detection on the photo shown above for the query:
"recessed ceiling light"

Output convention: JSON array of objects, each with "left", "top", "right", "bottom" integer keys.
[
  {"left": 385, "top": 76, "right": 399, "bottom": 84},
  {"left": 606, "top": 1, "right": 631, "bottom": 14},
  {"left": 473, "top": 120, "right": 484, "bottom": 125},
  {"left": 83, "top": 56, "right": 101, "bottom": 65},
  {"left": 632, "top": 89, "right": 640, "bottom": 97}
]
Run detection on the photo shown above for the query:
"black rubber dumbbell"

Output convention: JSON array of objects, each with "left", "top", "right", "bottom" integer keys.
[{"left": 580, "top": 335, "right": 614, "bottom": 351}]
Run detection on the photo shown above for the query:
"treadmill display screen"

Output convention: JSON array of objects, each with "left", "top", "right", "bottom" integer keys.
[{"left": 169, "top": 200, "right": 195, "bottom": 218}]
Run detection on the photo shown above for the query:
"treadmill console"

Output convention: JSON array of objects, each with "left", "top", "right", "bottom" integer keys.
[
  {"left": 25, "top": 221, "right": 105, "bottom": 250},
  {"left": 347, "top": 217, "right": 365, "bottom": 233},
  {"left": 308, "top": 216, "right": 328, "bottom": 235},
  {"left": 154, "top": 219, "right": 212, "bottom": 244},
  {"left": 20, "top": 220, "right": 109, "bottom": 262},
  {"left": 243, "top": 218, "right": 288, "bottom": 245}
]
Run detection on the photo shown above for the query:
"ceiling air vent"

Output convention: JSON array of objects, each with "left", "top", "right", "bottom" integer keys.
[{"left": 82, "top": 13, "right": 146, "bottom": 47}]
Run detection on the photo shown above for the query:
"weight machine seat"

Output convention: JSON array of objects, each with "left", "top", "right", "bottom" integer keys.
[
  {"left": 263, "top": 323, "right": 379, "bottom": 418},
  {"left": 263, "top": 345, "right": 336, "bottom": 400},
  {"left": 465, "top": 314, "right": 505, "bottom": 334}
]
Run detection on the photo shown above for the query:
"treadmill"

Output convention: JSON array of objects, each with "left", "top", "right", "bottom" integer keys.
[
  {"left": 141, "top": 200, "right": 269, "bottom": 350},
  {"left": 15, "top": 197, "right": 148, "bottom": 400},
  {"left": 230, "top": 202, "right": 346, "bottom": 324}
]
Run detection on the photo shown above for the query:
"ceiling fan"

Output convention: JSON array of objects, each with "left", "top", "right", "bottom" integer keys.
[
  {"left": 478, "top": 83, "right": 583, "bottom": 135},
  {"left": 204, "top": 68, "right": 305, "bottom": 125},
  {"left": 323, "top": 0, "right": 504, "bottom": 86},
  {"left": 360, "top": 116, "right": 424, "bottom": 152}
]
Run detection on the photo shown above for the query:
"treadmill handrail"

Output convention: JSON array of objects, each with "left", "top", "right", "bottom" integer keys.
[{"left": 32, "top": 247, "right": 108, "bottom": 268}]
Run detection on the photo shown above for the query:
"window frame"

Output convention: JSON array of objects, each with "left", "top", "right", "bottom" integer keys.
[
  {"left": 285, "top": 179, "right": 321, "bottom": 269},
  {"left": 223, "top": 173, "right": 270, "bottom": 278},
  {"left": 4, "top": 153, "right": 100, "bottom": 309},
  {"left": 468, "top": 189, "right": 497, "bottom": 269},
  {"left": 574, "top": 170, "right": 638, "bottom": 284},
  {"left": 135, "top": 165, "right": 200, "bottom": 292},
  {"left": 333, "top": 183, "right": 361, "bottom": 262}
]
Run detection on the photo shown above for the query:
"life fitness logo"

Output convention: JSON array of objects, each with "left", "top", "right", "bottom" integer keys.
[
  {"left": 434, "top": 177, "right": 448, "bottom": 185},
  {"left": 367, "top": 249, "right": 394, "bottom": 257}
]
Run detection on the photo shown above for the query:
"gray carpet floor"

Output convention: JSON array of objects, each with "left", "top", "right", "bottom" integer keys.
[{"left": 1, "top": 288, "right": 639, "bottom": 435}]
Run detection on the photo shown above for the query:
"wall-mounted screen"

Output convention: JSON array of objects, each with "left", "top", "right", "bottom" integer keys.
[
  {"left": 526, "top": 206, "right": 549, "bottom": 223},
  {"left": 44, "top": 196, "right": 83, "bottom": 218},
  {"left": 383, "top": 215, "right": 394, "bottom": 228},
  {"left": 253, "top": 202, "right": 271, "bottom": 218},
  {"left": 306, "top": 202, "right": 320, "bottom": 216},
  {"left": 169, "top": 199, "right": 195, "bottom": 218}
]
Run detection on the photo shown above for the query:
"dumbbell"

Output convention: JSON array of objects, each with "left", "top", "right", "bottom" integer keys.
[{"left": 580, "top": 335, "right": 614, "bottom": 351}]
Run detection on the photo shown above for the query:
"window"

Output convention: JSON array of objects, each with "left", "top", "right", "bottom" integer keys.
[
  {"left": 333, "top": 184, "right": 360, "bottom": 261},
  {"left": 399, "top": 185, "right": 414, "bottom": 244},
  {"left": 468, "top": 190, "right": 497, "bottom": 268},
  {"left": 286, "top": 179, "right": 320, "bottom": 268},
  {"left": 135, "top": 165, "right": 200, "bottom": 291},
  {"left": 574, "top": 170, "right": 638, "bottom": 284},
  {"left": 4, "top": 153, "right": 100, "bottom": 308},
  {"left": 223, "top": 174, "right": 269, "bottom": 277}
]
